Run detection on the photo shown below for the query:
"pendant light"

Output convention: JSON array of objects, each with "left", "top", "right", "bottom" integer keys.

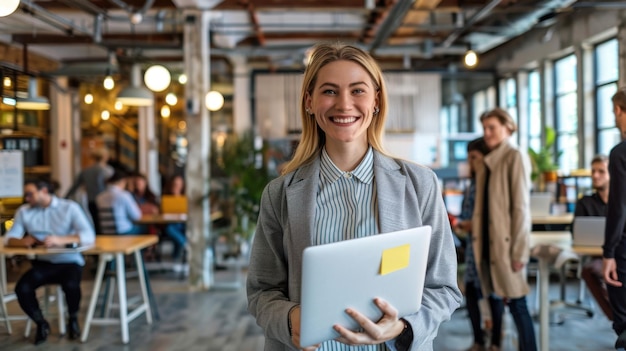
[
  {"left": 16, "top": 77, "right": 50, "bottom": 110},
  {"left": 116, "top": 64, "right": 153, "bottom": 107}
]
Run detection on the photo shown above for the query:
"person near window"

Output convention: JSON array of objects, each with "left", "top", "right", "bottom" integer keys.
[
  {"left": 163, "top": 174, "right": 187, "bottom": 259},
  {"left": 473, "top": 108, "right": 537, "bottom": 351},
  {"left": 603, "top": 87, "right": 626, "bottom": 350},
  {"left": 5, "top": 178, "right": 95, "bottom": 345},
  {"left": 64, "top": 148, "right": 114, "bottom": 232},
  {"left": 575, "top": 155, "right": 612, "bottom": 320},
  {"left": 96, "top": 170, "right": 143, "bottom": 235},
  {"left": 246, "top": 42, "right": 462, "bottom": 351},
  {"left": 456, "top": 137, "right": 504, "bottom": 351}
]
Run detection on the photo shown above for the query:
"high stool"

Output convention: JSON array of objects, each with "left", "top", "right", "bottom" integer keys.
[
  {"left": 24, "top": 286, "right": 66, "bottom": 337},
  {"left": 0, "top": 253, "right": 29, "bottom": 335}
]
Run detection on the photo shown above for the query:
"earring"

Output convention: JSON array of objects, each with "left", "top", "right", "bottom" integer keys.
[
  {"left": 374, "top": 107, "right": 379, "bottom": 115},
  {"left": 306, "top": 109, "right": 313, "bottom": 116}
]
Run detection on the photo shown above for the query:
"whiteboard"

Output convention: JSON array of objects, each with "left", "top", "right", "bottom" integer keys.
[{"left": 0, "top": 150, "right": 24, "bottom": 198}]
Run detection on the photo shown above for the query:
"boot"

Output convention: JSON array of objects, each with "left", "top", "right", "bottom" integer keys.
[
  {"left": 34, "top": 320, "right": 50, "bottom": 345},
  {"left": 66, "top": 316, "right": 81, "bottom": 340}
]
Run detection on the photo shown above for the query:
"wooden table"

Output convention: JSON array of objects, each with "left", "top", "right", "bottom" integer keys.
[
  {"left": 529, "top": 231, "right": 573, "bottom": 351},
  {"left": 135, "top": 213, "right": 188, "bottom": 225},
  {"left": 532, "top": 213, "right": 574, "bottom": 225},
  {"left": 0, "top": 235, "right": 158, "bottom": 344}
]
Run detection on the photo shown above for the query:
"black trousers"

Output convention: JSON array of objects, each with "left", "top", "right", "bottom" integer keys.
[
  {"left": 15, "top": 261, "right": 83, "bottom": 323},
  {"left": 608, "top": 238, "right": 626, "bottom": 336}
]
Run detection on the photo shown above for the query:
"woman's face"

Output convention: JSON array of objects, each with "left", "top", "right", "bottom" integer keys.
[
  {"left": 306, "top": 60, "right": 378, "bottom": 148},
  {"left": 482, "top": 116, "right": 510, "bottom": 150},
  {"left": 135, "top": 177, "right": 146, "bottom": 193},
  {"left": 172, "top": 176, "right": 184, "bottom": 195}
]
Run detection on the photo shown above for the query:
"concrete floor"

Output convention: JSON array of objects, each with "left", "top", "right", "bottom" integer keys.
[{"left": 0, "top": 258, "right": 618, "bottom": 351}]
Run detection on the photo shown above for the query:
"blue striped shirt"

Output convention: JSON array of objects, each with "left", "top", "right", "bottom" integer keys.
[{"left": 315, "top": 147, "right": 386, "bottom": 351}]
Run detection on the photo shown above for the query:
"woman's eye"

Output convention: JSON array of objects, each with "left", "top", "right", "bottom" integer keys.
[
  {"left": 352, "top": 89, "right": 364, "bottom": 94},
  {"left": 323, "top": 90, "right": 336, "bottom": 95}
]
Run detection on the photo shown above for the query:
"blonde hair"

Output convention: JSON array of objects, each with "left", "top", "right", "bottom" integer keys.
[
  {"left": 612, "top": 87, "right": 626, "bottom": 111},
  {"left": 480, "top": 107, "right": 517, "bottom": 135},
  {"left": 281, "top": 42, "right": 389, "bottom": 175}
]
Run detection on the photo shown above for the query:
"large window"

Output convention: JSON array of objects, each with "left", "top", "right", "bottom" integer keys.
[
  {"left": 595, "top": 38, "right": 620, "bottom": 156},
  {"left": 554, "top": 54, "right": 578, "bottom": 173},
  {"left": 528, "top": 70, "right": 541, "bottom": 152},
  {"left": 472, "top": 86, "right": 496, "bottom": 133},
  {"left": 500, "top": 77, "right": 518, "bottom": 123}
]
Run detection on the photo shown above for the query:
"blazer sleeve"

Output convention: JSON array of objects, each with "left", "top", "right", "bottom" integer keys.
[
  {"left": 394, "top": 170, "right": 463, "bottom": 350},
  {"left": 508, "top": 150, "right": 531, "bottom": 263},
  {"left": 246, "top": 182, "right": 297, "bottom": 348},
  {"left": 603, "top": 142, "right": 626, "bottom": 258}
]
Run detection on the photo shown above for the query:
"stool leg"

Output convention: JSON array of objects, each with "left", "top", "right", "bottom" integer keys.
[
  {"left": 57, "top": 287, "right": 65, "bottom": 335},
  {"left": 104, "top": 278, "right": 116, "bottom": 319},
  {"left": 0, "top": 294, "right": 12, "bottom": 334}
]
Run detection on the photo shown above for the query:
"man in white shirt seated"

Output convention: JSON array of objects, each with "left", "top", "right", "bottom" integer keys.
[
  {"left": 96, "top": 170, "right": 143, "bottom": 234},
  {"left": 5, "top": 178, "right": 95, "bottom": 345}
]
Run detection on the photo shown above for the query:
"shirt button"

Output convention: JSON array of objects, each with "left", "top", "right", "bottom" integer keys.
[{"left": 344, "top": 173, "right": 352, "bottom": 179}]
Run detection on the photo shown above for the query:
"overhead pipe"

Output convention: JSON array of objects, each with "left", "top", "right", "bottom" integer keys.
[
  {"left": 20, "top": 0, "right": 93, "bottom": 37},
  {"left": 441, "top": 0, "right": 502, "bottom": 48},
  {"left": 56, "top": 0, "right": 109, "bottom": 17},
  {"left": 369, "top": 0, "right": 416, "bottom": 53},
  {"left": 476, "top": 0, "right": 577, "bottom": 53},
  {"left": 107, "top": 0, "right": 156, "bottom": 15}
]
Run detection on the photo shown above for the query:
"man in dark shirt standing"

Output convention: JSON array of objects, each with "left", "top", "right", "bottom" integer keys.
[
  {"left": 575, "top": 155, "right": 612, "bottom": 320},
  {"left": 603, "top": 87, "right": 626, "bottom": 350}
]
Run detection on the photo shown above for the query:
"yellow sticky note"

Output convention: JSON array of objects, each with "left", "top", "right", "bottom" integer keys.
[{"left": 380, "top": 244, "right": 410, "bottom": 275}]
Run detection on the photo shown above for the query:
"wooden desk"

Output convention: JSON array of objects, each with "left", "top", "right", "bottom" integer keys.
[
  {"left": 0, "top": 235, "right": 158, "bottom": 344},
  {"left": 532, "top": 214, "right": 574, "bottom": 225},
  {"left": 530, "top": 231, "right": 572, "bottom": 351},
  {"left": 572, "top": 245, "right": 602, "bottom": 256},
  {"left": 135, "top": 213, "right": 188, "bottom": 225},
  {"left": 81, "top": 235, "right": 157, "bottom": 344}
]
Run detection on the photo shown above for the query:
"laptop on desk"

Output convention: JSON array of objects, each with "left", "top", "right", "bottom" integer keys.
[
  {"left": 160, "top": 195, "right": 187, "bottom": 214},
  {"left": 530, "top": 193, "right": 553, "bottom": 216},
  {"left": 572, "top": 216, "right": 606, "bottom": 247}
]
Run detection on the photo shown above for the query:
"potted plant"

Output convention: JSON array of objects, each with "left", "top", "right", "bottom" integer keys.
[
  {"left": 528, "top": 126, "right": 562, "bottom": 189},
  {"left": 212, "top": 130, "right": 270, "bottom": 256}
]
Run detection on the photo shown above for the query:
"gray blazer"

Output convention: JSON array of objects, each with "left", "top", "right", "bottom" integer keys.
[{"left": 247, "top": 150, "right": 462, "bottom": 351}]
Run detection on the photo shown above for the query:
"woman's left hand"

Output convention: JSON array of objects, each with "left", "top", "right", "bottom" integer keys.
[{"left": 333, "top": 298, "right": 406, "bottom": 346}]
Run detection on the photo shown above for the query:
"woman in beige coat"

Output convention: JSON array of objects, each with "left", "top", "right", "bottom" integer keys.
[{"left": 472, "top": 108, "right": 537, "bottom": 351}]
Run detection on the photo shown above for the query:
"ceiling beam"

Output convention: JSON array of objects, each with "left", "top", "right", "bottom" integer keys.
[{"left": 239, "top": 0, "right": 266, "bottom": 46}]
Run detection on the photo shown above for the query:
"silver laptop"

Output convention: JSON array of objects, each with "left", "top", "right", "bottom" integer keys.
[
  {"left": 573, "top": 216, "right": 606, "bottom": 247},
  {"left": 299, "top": 226, "right": 432, "bottom": 347},
  {"left": 530, "top": 193, "right": 553, "bottom": 216}
]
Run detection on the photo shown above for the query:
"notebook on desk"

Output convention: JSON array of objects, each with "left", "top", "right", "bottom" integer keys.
[
  {"left": 299, "top": 226, "right": 432, "bottom": 347},
  {"left": 160, "top": 195, "right": 187, "bottom": 214},
  {"left": 530, "top": 193, "right": 553, "bottom": 216},
  {"left": 572, "top": 216, "right": 606, "bottom": 247}
]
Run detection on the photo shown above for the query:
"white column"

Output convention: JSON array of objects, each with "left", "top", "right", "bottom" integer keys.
[
  {"left": 49, "top": 77, "right": 73, "bottom": 195},
  {"left": 231, "top": 55, "right": 251, "bottom": 135},
  {"left": 138, "top": 105, "right": 160, "bottom": 196},
  {"left": 184, "top": 9, "right": 213, "bottom": 289}
]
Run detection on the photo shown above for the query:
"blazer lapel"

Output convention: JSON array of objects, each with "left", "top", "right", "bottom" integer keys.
[
  {"left": 285, "top": 159, "right": 319, "bottom": 250},
  {"left": 373, "top": 152, "right": 407, "bottom": 234}
]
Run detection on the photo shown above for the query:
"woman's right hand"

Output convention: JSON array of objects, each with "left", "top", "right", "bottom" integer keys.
[{"left": 290, "top": 305, "right": 321, "bottom": 351}]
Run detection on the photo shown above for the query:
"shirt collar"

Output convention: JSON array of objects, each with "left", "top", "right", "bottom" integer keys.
[{"left": 320, "top": 146, "right": 374, "bottom": 184}]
